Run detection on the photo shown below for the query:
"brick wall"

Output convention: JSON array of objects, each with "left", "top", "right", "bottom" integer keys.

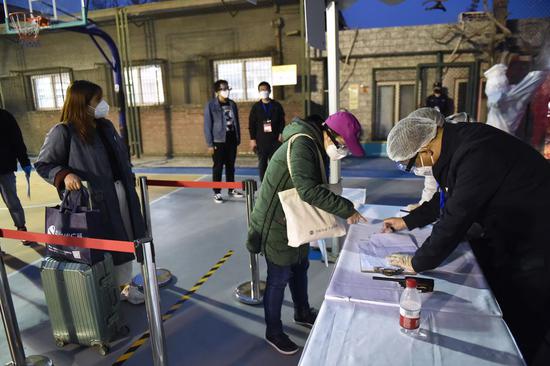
[
  {"left": 310, "top": 24, "right": 483, "bottom": 141},
  {"left": 7, "top": 100, "right": 303, "bottom": 156},
  {"left": 2, "top": 11, "right": 549, "bottom": 155},
  {"left": 309, "top": 19, "right": 550, "bottom": 141},
  {"left": 0, "top": 2, "right": 304, "bottom": 156},
  {"left": 139, "top": 101, "right": 303, "bottom": 156}
]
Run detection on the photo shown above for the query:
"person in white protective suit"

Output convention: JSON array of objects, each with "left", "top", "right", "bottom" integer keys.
[
  {"left": 404, "top": 108, "right": 472, "bottom": 212},
  {"left": 485, "top": 62, "right": 548, "bottom": 135}
]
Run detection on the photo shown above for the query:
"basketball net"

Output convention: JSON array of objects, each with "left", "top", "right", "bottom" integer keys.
[{"left": 8, "top": 12, "right": 48, "bottom": 47}]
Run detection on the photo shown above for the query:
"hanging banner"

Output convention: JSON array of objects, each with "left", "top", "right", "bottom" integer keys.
[{"left": 304, "top": 0, "right": 326, "bottom": 50}]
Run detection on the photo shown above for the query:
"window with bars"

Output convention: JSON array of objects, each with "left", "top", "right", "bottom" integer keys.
[
  {"left": 374, "top": 82, "right": 416, "bottom": 140},
  {"left": 126, "top": 65, "right": 165, "bottom": 106},
  {"left": 30, "top": 72, "right": 71, "bottom": 110},
  {"left": 213, "top": 57, "right": 272, "bottom": 101}
]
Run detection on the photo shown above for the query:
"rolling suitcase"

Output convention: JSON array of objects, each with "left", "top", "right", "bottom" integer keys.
[{"left": 40, "top": 253, "right": 128, "bottom": 355}]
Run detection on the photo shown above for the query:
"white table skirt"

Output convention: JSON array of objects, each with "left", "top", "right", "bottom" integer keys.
[
  {"left": 299, "top": 204, "right": 523, "bottom": 366},
  {"left": 299, "top": 299, "right": 524, "bottom": 366}
]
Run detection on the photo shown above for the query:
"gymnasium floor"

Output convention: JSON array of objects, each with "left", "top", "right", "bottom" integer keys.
[{"left": 0, "top": 158, "right": 423, "bottom": 366}]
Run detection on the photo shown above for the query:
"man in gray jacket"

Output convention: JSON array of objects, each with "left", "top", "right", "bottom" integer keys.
[{"left": 203, "top": 79, "right": 244, "bottom": 203}]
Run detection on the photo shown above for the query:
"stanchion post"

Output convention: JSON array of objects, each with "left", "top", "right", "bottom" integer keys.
[
  {"left": 0, "top": 242, "right": 52, "bottom": 366},
  {"left": 235, "top": 180, "right": 266, "bottom": 305},
  {"left": 0, "top": 243, "right": 26, "bottom": 365},
  {"left": 135, "top": 239, "right": 168, "bottom": 366},
  {"left": 138, "top": 177, "right": 168, "bottom": 366},
  {"left": 136, "top": 177, "right": 173, "bottom": 288}
]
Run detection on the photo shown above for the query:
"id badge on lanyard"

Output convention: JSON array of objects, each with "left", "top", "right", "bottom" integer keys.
[
  {"left": 262, "top": 103, "right": 272, "bottom": 133},
  {"left": 263, "top": 120, "right": 272, "bottom": 133}
]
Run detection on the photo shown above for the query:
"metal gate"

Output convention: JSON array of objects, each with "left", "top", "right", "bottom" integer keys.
[
  {"left": 416, "top": 62, "right": 481, "bottom": 117},
  {"left": 371, "top": 62, "right": 482, "bottom": 140}
]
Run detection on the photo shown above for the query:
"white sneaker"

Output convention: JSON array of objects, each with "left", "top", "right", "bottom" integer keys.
[
  {"left": 120, "top": 284, "right": 145, "bottom": 305},
  {"left": 229, "top": 189, "right": 244, "bottom": 198},
  {"left": 213, "top": 193, "right": 224, "bottom": 203}
]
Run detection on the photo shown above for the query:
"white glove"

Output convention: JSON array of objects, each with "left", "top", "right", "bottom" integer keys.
[{"left": 386, "top": 253, "right": 415, "bottom": 273}]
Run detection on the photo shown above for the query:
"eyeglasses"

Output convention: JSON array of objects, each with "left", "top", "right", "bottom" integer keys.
[
  {"left": 396, "top": 152, "right": 418, "bottom": 172},
  {"left": 219, "top": 87, "right": 232, "bottom": 91},
  {"left": 323, "top": 125, "right": 344, "bottom": 148},
  {"left": 405, "top": 153, "right": 419, "bottom": 172}
]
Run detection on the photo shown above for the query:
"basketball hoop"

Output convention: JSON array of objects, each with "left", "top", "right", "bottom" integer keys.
[{"left": 8, "top": 12, "right": 49, "bottom": 47}]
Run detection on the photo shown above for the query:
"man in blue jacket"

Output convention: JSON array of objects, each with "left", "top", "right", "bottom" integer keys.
[
  {"left": 0, "top": 108, "right": 35, "bottom": 245},
  {"left": 203, "top": 80, "right": 244, "bottom": 203}
]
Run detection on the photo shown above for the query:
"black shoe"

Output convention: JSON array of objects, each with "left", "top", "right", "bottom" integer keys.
[
  {"left": 17, "top": 227, "right": 36, "bottom": 246},
  {"left": 294, "top": 307, "right": 318, "bottom": 328},
  {"left": 265, "top": 333, "right": 299, "bottom": 355}
]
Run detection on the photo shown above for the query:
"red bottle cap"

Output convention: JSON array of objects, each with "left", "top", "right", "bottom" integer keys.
[{"left": 406, "top": 278, "right": 417, "bottom": 288}]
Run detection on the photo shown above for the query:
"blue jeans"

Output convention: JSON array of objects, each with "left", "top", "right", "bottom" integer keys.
[{"left": 264, "top": 258, "right": 310, "bottom": 337}]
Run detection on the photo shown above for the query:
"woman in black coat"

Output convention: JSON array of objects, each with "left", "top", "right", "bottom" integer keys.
[{"left": 35, "top": 80, "right": 145, "bottom": 304}]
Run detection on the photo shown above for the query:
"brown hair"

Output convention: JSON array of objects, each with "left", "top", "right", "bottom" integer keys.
[{"left": 60, "top": 80, "right": 102, "bottom": 143}]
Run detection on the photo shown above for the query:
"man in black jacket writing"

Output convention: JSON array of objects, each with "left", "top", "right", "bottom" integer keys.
[{"left": 383, "top": 115, "right": 550, "bottom": 365}]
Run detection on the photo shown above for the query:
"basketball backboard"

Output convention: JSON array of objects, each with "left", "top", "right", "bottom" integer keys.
[{"left": 2, "top": 0, "right": 89, "bottom": 35}]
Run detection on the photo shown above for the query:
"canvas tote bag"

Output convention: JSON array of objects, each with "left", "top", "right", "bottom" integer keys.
[{"left": 278, "top": 133, "right": 346, "bottom": 247}]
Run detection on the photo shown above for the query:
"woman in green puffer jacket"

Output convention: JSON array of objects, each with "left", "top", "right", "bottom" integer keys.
[{"left": 246, "top": 113, "right": 367, "bottom": 355}]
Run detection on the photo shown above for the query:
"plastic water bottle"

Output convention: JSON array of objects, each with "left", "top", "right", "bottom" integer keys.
[{"left": 399, "top": 278, "right": 421, "bottom": 335}]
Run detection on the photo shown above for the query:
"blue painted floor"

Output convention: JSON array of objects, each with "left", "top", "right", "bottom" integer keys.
[
  {"left": 1, "top": 160, "right": 425, "bottom": 366},
  {"left": 133, "top": 157, "right": 419, "bottom": 180}
]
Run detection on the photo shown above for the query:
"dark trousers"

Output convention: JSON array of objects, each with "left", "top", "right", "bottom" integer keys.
[
  {"left": 0, "top": 173, "right": 25, "bottom": 228},
  {"left": 470, "top": 238, "right": 550, "bottom": 364},
  {"left": 264, "top": 259, "right": 310, "bottom": 337},
  {"left": 212, "top": 133, "right": 237, "bottom": 194},
  {"left": 257, "top": 143, "right": 280, "bottom": 182},
  {"left": 533, "top": 329, "right": 550, "bottom": 366},
  {"left": 485, "top": 265, "right": 550, "bottom": 364}
]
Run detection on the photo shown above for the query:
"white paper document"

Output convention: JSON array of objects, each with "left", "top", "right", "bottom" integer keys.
[{"left": 359, "top": 232, "right": 418, "bottom": 272}]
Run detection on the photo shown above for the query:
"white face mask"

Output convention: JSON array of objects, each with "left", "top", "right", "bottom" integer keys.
[
  {"left": 326, "top": 144, "right": 349, "bottom": 160},
  {"left": 220, "top": 90, "right": 230, "bottom": 99},
  {"left": 259, "top": 91, "right": 270, "bottom": 99},
  {"left": 412, "top": 166, "right": 433, "bottom": 176},
  {"left": 412, "top": 153, "right": 434, "bottom": 176},
  {"left": 91, "top": 100, "right": 110, "bottom": 119}
]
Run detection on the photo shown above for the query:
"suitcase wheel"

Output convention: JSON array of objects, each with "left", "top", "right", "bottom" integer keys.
[
  {"left": 55, "top": 339, "right": 66, "bottom": 348},
  {"left": 95, "top": 343, "right": 110, "bottom": 356}
]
